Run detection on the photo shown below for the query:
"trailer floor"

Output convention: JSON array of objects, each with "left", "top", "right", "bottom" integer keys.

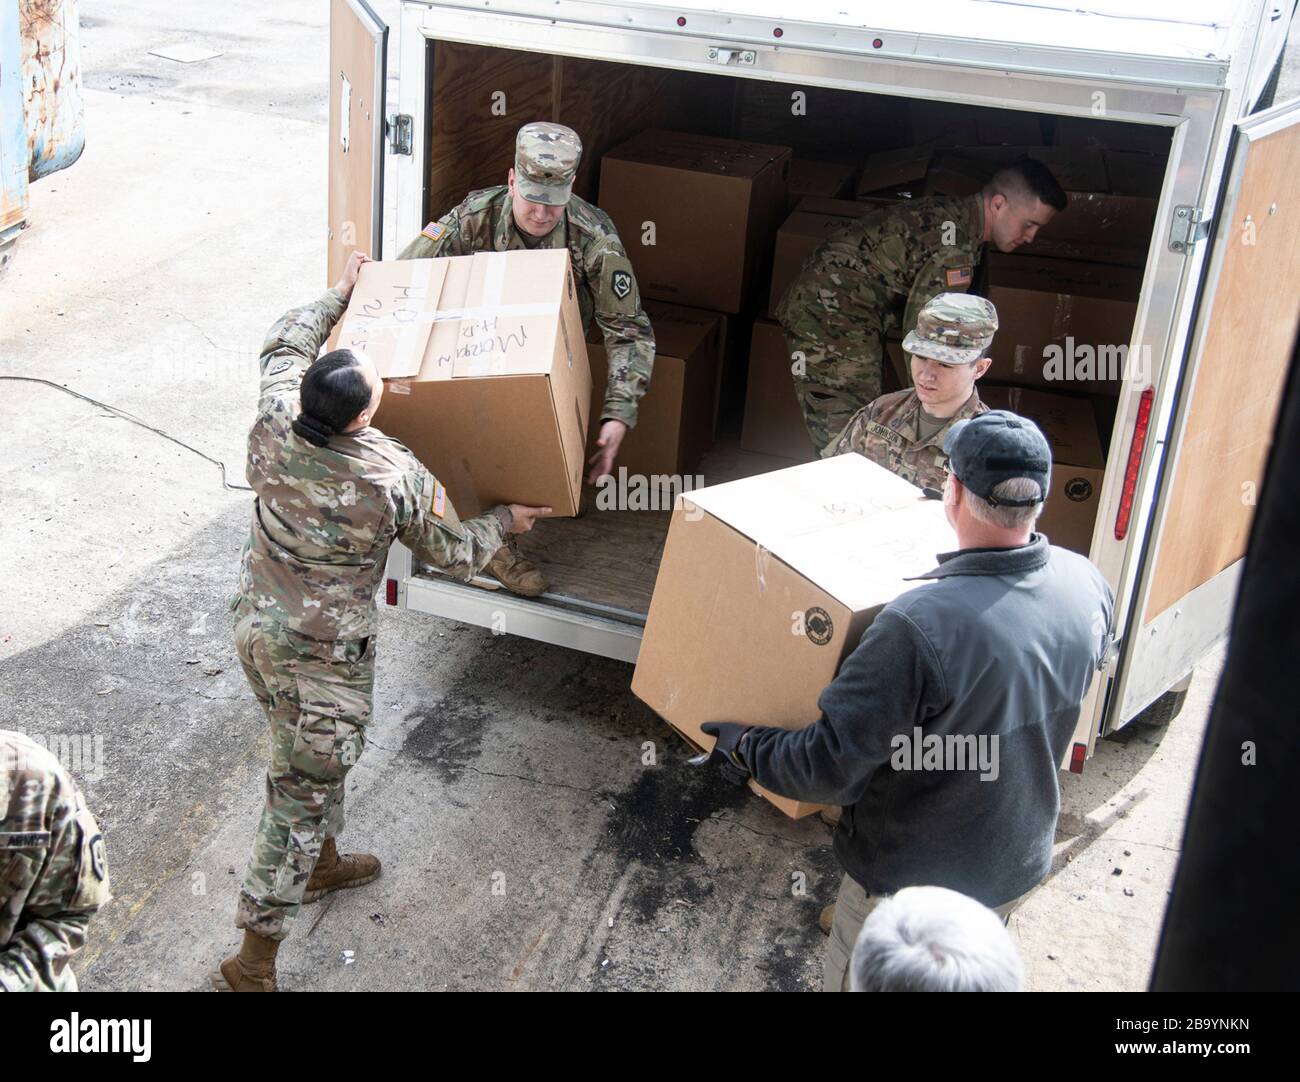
[{"left": 1, "top": 0, "right": 1293, "bottom": 992}]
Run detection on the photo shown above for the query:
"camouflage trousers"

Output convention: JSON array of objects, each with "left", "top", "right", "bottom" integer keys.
[
  {"left": 231, "top": 597, "right": 374, "bottom": 940},
  {"left": 785, "top": 329, "right": 885, "bottom": 452}
]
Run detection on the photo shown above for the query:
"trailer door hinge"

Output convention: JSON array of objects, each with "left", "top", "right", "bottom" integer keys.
[
  {"left": 1168, "top": 206, "right": 1210, "bottom": 252},
  {"left": 706, "top": 46, "right": 756, "bottom": 66},
  {"left": 386, "top": 114, "right": 413, "bottom": 156}
]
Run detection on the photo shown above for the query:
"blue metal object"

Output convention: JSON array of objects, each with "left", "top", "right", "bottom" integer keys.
[
  {"left": 1, "top": 0, "right": 29, "bottom": 248},
  {"left": 20, "top": 0, "right": 84, "bottom": 179}
]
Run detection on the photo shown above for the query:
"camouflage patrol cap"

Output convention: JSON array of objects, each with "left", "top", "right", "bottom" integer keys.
[
  {"left": 514, "top": 122, "right": 583, "bottom": 205},
  {"left": 902, "top": 293, "right": 999, "bottom": 364}
]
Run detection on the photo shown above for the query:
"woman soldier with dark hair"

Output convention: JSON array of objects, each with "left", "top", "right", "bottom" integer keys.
[{"left": 213, "top": 252, "right": 550, "bottom": 991}]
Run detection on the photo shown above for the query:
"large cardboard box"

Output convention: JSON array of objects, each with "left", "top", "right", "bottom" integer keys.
[
  {"left": 786, "top": 158, "right": 856, "bottom": 207},
  {"left": 598, "top": 129, "right": 791, "bottom": 314},
  {"left": 1027, "top": 189, "right": 1157, "bottom": 267},
  {"left": 979, "top": 385, "right": 1105, "bottom": 555},
  {"left": 983, "top": 253, "right": 1142, "bottom": 395},
  {"left": 349, "top": 251, "right": 592, "bottom": 517},
  {"left": 632, "top": 454, "right": 957, "bottom": 818},
  {"left": 855, "top": 146, "right": 933, "bottom": 199},
  {"left": 741, "top": 319, "right": 817, "bottom": 462},
  {"left": 585, "top": 302, "right": 722, "bottom": 478},
  {"left": 768, "top": 199, "right": 876, "bottom": 317}
]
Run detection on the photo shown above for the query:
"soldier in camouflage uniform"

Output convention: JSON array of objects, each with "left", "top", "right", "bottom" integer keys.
[
  {"left": 213, "top": 251, "right": 549, "bottom": 992},
  {"left": 823, "top": 294, "right": 998, "bottom": 497},
  {"left": 777, "top": 158, "right": 1065, "bottom": 449},
  {"left": 399, "top": 122, "right": 656, "bottom": 597},
  {"left": 1, "top": 730, "right": 110, "bottom": 992}
]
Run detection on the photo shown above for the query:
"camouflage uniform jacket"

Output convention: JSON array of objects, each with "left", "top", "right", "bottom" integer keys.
[
  {"left": 823, "top": 388, "right": 989, "bottom": 495},
  {"left": 776, "top": 195, "right": 985, "bottom": 352},
  {"left": 398, "top": 186, "right": 655, "bottom": 427},
  {"left": 238, "top": 288, "right": 509, "bottom": 641},
  {"left": 1, "top": 731, "right": 110, "bottom": 992}
]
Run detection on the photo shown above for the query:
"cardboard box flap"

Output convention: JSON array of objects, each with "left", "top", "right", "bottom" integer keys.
[
  {"left": 644, "top": 304, "right": 720, "bottom": 362},
  {"left": 335, "top": 259, "right": 450, "bottom": 379},
  {"left": 793, "top": 196, "right": 877, "bottom": 218},
  {"left": 681, "top": 456, "right": 955, "bottom": 610},
  {"left": 607, "top": 128, "right": 790, "bottom": 178}
]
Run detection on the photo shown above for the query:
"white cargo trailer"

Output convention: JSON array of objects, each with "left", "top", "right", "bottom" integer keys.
[{"left": 326, "top": 0, "right": 1299, "bottom": 767}]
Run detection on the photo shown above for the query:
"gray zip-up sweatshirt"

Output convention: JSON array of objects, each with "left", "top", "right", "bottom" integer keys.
[{"left": 744, "top": 535, "right": 1113, "bottom": 907}]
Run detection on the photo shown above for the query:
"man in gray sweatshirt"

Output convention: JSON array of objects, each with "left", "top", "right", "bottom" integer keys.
[{"left": 700, "top": 410, "right": 1114, "bottom": 991}]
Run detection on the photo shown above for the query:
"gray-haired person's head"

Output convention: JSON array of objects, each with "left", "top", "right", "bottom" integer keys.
[{"left": 850, "top": 886, "right": 1024, "bottom": 992}]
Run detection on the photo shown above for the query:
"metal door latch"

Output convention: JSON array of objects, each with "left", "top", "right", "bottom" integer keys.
[
  {"left": 1168, "top": 205, "right": 1210, "bottom": 252},
  {"left": 386, "top": 114, "right": 413, "bottom": 156},
  {"left": 706, "top": 46, "right": 756, "bottom": 66}
]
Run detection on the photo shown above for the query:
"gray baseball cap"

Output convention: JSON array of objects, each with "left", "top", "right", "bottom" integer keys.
[
  {"left": 514, "top": 122, "right": 582, "bottom": 205},
  {"left": 943, "top": 410, "right": 1051, "bottom": 506},
  {"left": 903, "top": 293, "right": 999, "bottom": 364}
]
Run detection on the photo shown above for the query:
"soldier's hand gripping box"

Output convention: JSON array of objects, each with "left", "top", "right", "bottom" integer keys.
[
  {"left": 631, "top": 454, "right": 956, "bottom": 818},
  {"left": 332, "top": 251, "right": 592, "bottom": 516}
]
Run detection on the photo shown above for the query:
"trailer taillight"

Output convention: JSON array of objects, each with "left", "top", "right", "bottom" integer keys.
[
  {"left": 1114, "top": 385, "right": 1155, "bottom": 541},
  {"left": 1069, "top": 742, "right": 1087, "bottom": 774},
  {"left": 385, "top": 578, "right": 398, "bottom": 606}
]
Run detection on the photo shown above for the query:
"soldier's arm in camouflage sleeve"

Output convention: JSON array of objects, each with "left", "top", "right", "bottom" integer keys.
[
  {"left": 393, "top": 463, "right": 512, "bottom": 580},
  {"left": 820, "top": 404, "right": 873, "bottom": 459},
  {"left": 256, "top": 288, "right": 349, "bottom": 411},
  {"left": 0, "top": 787, "right": 109, "bottom": 992},
  {"left": 396, "top": 205, "right": 465, "bottom": 260},
  {"left": 588, "top": 243, "right": 655, "bottom": 428}
]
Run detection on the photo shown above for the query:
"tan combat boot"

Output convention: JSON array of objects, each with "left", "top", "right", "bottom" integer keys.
[
  {"left": 486, "top": 540, "right": 547, "bottom": 597},
  {"left": 211, "top": 930, "right": 279, "bottom": 992},
  {"left": 819, "top": 904, "right": 836, "bottom": 936},
  {"left": 302, "top": 836, "right": 381, "bottom": 903}
]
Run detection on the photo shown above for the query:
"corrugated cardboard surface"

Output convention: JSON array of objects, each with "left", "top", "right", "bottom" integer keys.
[
  {"left": 632, "top": 455, "right": 955, "bottom": 818},
  {"left": 585, "top": 303, "right": 720, "bottom": 477},
  {"left": 984, "top": 253, "right": 1141, "bottom": 396},
  {"left": 979, "top": 384, "right": 1104, "bottom": 555},
  {"left": 599, "top": 129, "right": 791, "bottom": 313},
  {"left": 741, "top": 319, "right": 817, "bottom": 462},
  {"left": 786, "top": 158, "right": 855, "bottom": 207},
  {"left": 365, "top": 250, "right": 592, "bottom": 517},
  {"left": 1028, "top": 190, "right": 1157, "bottom": 267}
]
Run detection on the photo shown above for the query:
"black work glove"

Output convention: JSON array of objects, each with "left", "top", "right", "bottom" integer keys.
[{"left": 692, "top": 722, "right": 754, "bottom": 786}]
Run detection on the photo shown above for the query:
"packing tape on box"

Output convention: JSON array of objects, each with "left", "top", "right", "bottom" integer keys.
[
  {"left": 336, "top": 259, "right": 438, "bottom": 363},
  {"left": 339, "top": 302, "right": 561, "bottom": 332}
]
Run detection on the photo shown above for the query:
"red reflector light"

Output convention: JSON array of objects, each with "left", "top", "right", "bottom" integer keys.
[
  {"left": 1114, "top": 385, "right": 1155, "bottom": 541},
  {"left": 872, "top": 37, "right": 883, "bottom": 48},
  {"left": 1069, "top": 742, "right": 1087, "bottom": 774},
  {"left": 773, "top": 26, "right": 783, "bottom": 37},
  {"left": 385, "top": 578, "right": 398, "bottom": 606}
]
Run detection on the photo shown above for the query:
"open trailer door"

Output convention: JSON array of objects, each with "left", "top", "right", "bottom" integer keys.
[
  {"left": 1112, "top": 97, "right": 1300, "bottom": 725},
  {"left": 327, "top": 0, "right": 388, "bottom": 284}
]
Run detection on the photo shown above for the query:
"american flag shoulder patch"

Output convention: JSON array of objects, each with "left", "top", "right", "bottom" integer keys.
[
  {"left": 432, "top": 481, "right": 447, "bottom": 518},
  {"left": 945, "top": 265, "right": 972, "bottom": 287},
  {"left": 421, "top": 221, "right": 447, "bottom": 242}
]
